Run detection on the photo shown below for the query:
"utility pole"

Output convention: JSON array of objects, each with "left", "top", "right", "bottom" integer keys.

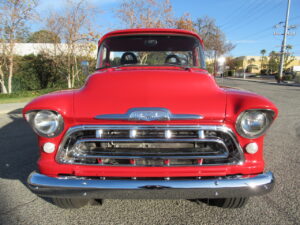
[{"left": 278, "top": 0, "right": 291, "bottom": 82}]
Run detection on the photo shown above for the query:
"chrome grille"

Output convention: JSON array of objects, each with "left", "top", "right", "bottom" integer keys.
[{"left": 56, "top": 125, "right": 244, "bottom": 166}]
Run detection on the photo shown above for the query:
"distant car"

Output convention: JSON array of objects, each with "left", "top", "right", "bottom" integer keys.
[{"left": 24, "top": 29, "right": 278, "bottom": 209}]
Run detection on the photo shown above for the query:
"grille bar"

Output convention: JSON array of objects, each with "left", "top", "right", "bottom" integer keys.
[
  {"left": 56, "top": 125, "right": 244, "bottom": 167},
  {"left": 72, "top": 138, "right": 229, "bottom": 159},
  {"left": 73, "top": 152, "right": 228, "bottom": 159},
  {"left": 73, "top": 138, "right": 225, "bottom": 143}
]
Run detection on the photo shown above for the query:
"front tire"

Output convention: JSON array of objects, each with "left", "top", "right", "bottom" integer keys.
[
  {"left": 200, "top": 197, "right": 249, "bottom": 208},
  {"left": 51, "top": 198, "right": 89, "bottom": 209}
]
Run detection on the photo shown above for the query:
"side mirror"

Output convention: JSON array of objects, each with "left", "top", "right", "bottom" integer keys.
[{"left": 81, "top": 61, "right": 89, "bottom": 76}]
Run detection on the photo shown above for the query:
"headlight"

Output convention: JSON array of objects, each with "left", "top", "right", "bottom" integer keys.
[
  {"left": 25, "top": 110, "right": 64, "bottom": 137},
  {"left": 236, "top": 109, "right": 275, "bottom": 139}
]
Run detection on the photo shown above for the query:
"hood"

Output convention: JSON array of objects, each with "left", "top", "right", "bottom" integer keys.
[{"left": 74, "top": 69, "right": 227, "bottom": 123}]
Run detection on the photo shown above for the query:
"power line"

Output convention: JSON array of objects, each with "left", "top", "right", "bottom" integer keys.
[
  {"left": 221, "top": 0, "right": 274, "bottom": 31},
  {"left": 218, "top": 0, "right": 258, "bottom": 28},
  {"left": 218, "top": 1, "right": 252, "bottom": 27},
  {"left": 224, "top": 0, "right": 284, "bottom": 34},
  {"left": 290, "top": 16, "right": 300, "bottom": 21},
  {"left": 234, "top": 26, "right": 273, "bottom": 41}
]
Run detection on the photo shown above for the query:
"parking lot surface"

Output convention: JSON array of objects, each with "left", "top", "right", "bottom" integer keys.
[{"left": 0, "top": 79, "right": 299, "bottom": 225}]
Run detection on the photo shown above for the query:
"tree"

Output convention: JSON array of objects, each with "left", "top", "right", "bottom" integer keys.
[
  {"left": 284, "top": 45, "right": 295, "bottom": 69},
  {"left": 268, "top": 51, "right": 280, "bottom": 74},
  {"left": 226, "top": 57, "right": 244, "bottom": 72},
  {"left": 116, "top": 0, "right": 175, "bottom": 65},
  {"left": 260, "top": 49, "right": 267, "bottom": 72},
  {"left": 44, "top": 0, "right": 100, "bottom": 89},
  {"left": 260, "top": 49, "right": 266, "bottom": 56},
  {"left": 116, "top": 0, "right": 174, "bottom": 28},
  {"left": 175, "top": 13, "right": 197, "bottom": 32},
  {"left": 0, "top": 46, "right": 9, "bottom": 93},
  {"left": 268, "top": 47, "right": 295, "bottom": 75},
  {"left": 116, "top": 1, "right": 234, "bottom": 74},
  {"left": 27, "top": 30, "right": 61, "bottom": 43},
  {"left": 246, "top": 58, "right": 257, "bottom": 73},
  {"left": 0, "top": 0, "right": 38, "bottom": 93},
  {"left": 194, "top": 17, "right": 235, "bottom": 74}
]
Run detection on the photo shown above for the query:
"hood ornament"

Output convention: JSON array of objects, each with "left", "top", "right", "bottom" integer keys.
[{"left": 95, "top": 108, "right": 203, "bottom": 121}]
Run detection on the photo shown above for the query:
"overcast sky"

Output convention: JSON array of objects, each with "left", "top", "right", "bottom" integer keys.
[{"left": 34, "top": 0, "right": 300, "bottom": 57}]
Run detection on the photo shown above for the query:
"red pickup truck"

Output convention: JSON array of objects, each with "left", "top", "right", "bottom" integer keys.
[{"left": 24, "top": 29, "right": 277, "bottom": 209}]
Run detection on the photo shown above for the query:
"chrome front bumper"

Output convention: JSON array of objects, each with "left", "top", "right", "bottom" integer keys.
[{"left": 27, "top": 172, "right": 274, "bottom": 199}]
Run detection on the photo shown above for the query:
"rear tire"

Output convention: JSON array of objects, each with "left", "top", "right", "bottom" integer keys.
[
  {"left": 51, "top": 198, "right": 89, "bottom": 209},
  {"left": 201, "top": 197, "right": 248, "bottom": 208}
]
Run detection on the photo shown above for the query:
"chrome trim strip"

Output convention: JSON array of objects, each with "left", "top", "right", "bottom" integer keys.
[
  {"left": 71, "top": 138, "right": 229, "bottom": 159},
  {"left": 56, "top": 125, "right": 245, "bottom": 166},
  {"left": 72, "top": 154, "right": 228, "bottom": 160},
  {"left": 74, "top": 137, "right": 225, "bottom": 143},
  {"left": 27, "top": 171, "right": 275, "bottom": 199},
  {"left": 95, "top": 108, "right": 203, "bottom": 121}
]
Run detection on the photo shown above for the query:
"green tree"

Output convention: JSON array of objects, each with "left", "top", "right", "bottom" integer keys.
[
  {"left": 246, "top": 58, "right": 257, "bottom": 73},
  {"left": 260, "top": 49, "right": 266, "bottom": 56},
  {"left": 260, "top": 49, "right": 267, "bottom": 72},
  {"left": 284, "top": 45, "right": 295, "bottom": 69},
  {"left": 268, "top": 51, "right": 280, "bottom": 74},
  {"left": 268, "top": 46, "right": 295, "bottom": 75},
  {"left": 27, "top": 30, "right": 61, "bottom": 43}
]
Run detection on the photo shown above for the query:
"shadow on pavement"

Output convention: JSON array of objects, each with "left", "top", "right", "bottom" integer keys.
[{"left": 0, "top": 108, "right": 38, "bottom": 185}]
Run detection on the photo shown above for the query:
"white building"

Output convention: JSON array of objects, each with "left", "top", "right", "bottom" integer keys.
[{"left": 1, "top": 43, "right": 98, "bottom": 57}]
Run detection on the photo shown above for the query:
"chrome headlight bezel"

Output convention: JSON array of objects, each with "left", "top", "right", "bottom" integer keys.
[
  {"left": 235, "top": 109, "right": 275, "bottom": 139},
  {"left": 25, "top": 110, "right": 64, "bottom": 138}
]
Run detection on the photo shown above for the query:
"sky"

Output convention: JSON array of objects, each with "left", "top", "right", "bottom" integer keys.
[{"left": 34, "top": 0, "right": 300, "bottom": 57}]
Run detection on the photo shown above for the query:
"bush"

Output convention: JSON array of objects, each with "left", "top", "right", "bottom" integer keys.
[
  {"left": 295, "top": 73, "right": 300, "bottom": 83},
  {"left": 14, "top": 55, "right": 42, "bottom": 91},
  {"left": 7, "top": 53, "right": 96, "bottom": 93},
  {"left": 274, "top": 73, "right": 295, "bottom": 82},
  {"left": 13, "top": 54, "right": 54, "bottom": 91},
  {"left": 260, "top": 69, "right": 267, "bottom": 75},
  {"left": 227, "top": 70, "right": 234, "bottom": 77},
  {"left": 284, "top": 74, "right": 294, "bottom": 81}
]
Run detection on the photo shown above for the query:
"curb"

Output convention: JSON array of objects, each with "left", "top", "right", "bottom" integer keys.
[{"left": 223, "top": 77, "right": 300, "bottom": 87}]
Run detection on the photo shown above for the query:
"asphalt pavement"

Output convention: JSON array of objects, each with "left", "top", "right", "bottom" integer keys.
[{"left": 0, "top": 79, "right": 299, "bottom": 225}]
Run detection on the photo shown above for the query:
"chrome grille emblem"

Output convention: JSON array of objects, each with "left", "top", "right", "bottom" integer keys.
[
  {"left": 95, "top": 107, "right": 203, "bottom": 121},
  {"left": 129, "top": 109, "right": 170, "bottom": 121}
]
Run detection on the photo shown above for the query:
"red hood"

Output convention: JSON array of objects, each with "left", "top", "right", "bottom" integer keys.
[{"left": 74, "top": 69, "right": 227, "bottom": 123}]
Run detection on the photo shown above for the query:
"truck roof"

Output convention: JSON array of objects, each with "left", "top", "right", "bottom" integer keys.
[{"left": 98, "top": 28, "right": 203, "bottom": 46}]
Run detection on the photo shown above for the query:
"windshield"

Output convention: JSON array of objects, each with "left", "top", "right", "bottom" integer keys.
[{"left": 96, "top": 35, "right": 205, "bottom": 69}]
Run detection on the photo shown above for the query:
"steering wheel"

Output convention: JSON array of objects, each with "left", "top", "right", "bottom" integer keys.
[
  {"left": 120, "top": 52, "right": 138, "bottom": 65},
  {"left": 165, "top": 54, "right": 181, "bottom": 65}
]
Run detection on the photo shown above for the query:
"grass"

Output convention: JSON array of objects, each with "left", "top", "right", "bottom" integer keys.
[{"left": 0, "top": 88, "right": 61, "bottom": 104}]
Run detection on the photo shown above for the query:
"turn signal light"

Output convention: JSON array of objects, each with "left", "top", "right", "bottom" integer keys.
[
  {"left": 245, "top": 143, "right": 258, "bottom": 154},
  {"left": 43, "top": 142, "right": 55, "bottom": 153}
]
